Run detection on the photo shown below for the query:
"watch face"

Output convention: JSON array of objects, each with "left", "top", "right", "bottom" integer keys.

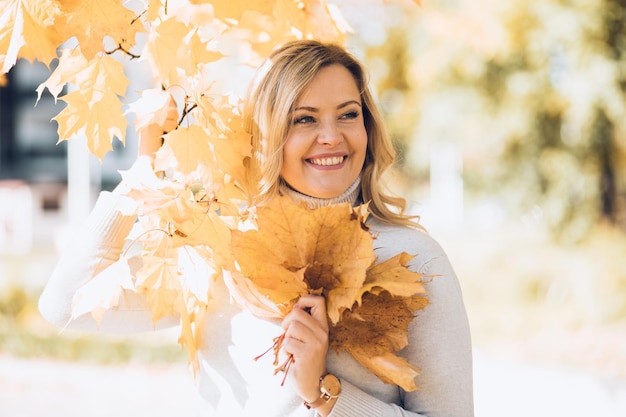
[{"left": 321, "top": 374, "right": 341, "bottom": 397}]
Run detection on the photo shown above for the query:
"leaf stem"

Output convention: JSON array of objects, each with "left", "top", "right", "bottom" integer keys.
[
  {"left": 105, "top": 43, "right": 141, "bottom": 59},
  {"left": 180, "top": 102, "right": 198, "bottom": 126},
  {"left": 121, "top": 227, "right": 171, "bottom": 258},
  {"left": 254, "top": 331, "right": 294, "bottom": 386}
]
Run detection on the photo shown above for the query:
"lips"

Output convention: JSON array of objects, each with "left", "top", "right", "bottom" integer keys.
[{"left": 308, "top": 156, "right": 346, "bottom": 166}]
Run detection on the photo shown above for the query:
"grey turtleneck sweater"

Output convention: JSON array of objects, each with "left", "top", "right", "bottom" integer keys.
[{"left": 39, "top": 175, "right": 474, "bottom": 417}]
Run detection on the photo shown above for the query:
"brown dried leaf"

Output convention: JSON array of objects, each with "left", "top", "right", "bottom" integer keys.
[{"left": 329, "top": 291, "right": 429, "bottom": 391}]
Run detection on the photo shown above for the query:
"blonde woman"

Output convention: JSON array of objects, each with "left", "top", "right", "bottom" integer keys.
[{"left": 40, "top": 40, "right": 474, "bottom": 416}]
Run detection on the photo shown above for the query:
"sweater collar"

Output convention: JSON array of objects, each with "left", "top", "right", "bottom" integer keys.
[{"left": 279, "top": 176, "right": 362, "bottom": 209}]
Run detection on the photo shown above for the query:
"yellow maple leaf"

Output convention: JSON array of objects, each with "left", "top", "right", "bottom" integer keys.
[
  {"left": 57, "top": 0, "right": 145, "bottom": 59},
  {"left": 158, "top": 125, "right": 215, "bottom": 175},
  {"left": 231, "top": 196, "right": 376, "bottom": 323},
  {"left": 193, "top": 94, "right": 252, "bottom": 183},
  {"left": 121, "top": 171, "right": 234, "bottom": 270},
  {"left": 134, "top": 231, "right": 180, "bottom": 323},
  {"left": 54, "top": 87, "right": 127, "bottom": 159},
  {"left": 206, "top": 127, "right": 251, "bottom": 185},
  {"left": 167, "top": 198, "right": 233, "bottom": 267},
  {"left": 41, "top": 51, "right": 128, "bottom": 159},
  {"left": 0, "top": 0, "right": 61, "bottom": 72},
  {"left": 188, "top": 29, "right": 223, "bottom": 71},
  {"left": 36, "top": 47, "right": 88, "bottom": 101},
  {"left": 223, "top": 269, "right": 290, "bottom": 319},
  {"left": 143, "top": 16, "right": 196, "bottom": 85},
  {"left": 178, "top": 246, "right": 218, "bottom": 305},
  {"left": 123, "top": 182, "right": 183, "bottom": 217},
  {"left": 126, "top": 88, "right": 177, "bottom": 132},
  {"left": 178, "top": 298, "right": 203, "bottom": 376},
  {"left": 145, "top": 0, "right": 162, "bottom": 22},
  {"left": 71, "top": 257, "right": 134, "bottom": 323},
  {"left": 155, "top": 119, "right": 250, "bottom": 189},
  {"left": 360, "top": 252, "right": 427, "bottom": 300}
]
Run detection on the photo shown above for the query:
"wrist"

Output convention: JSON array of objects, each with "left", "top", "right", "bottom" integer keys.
[{"left": 303, "top": 373, "right": 341, "bottom": 410}]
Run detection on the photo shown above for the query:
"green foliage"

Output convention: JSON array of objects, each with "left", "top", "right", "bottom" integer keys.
[
  {"left": 370, "top": 0, "right": 626, "bottom": 242},
  {"left": 0, "top": 285, "right": 185, "bottom": 364}
]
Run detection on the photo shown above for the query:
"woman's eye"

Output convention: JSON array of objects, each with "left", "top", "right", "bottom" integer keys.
[
  {"left": 294, "top": 115, "right": 315, "bottom": 125},
  {"left": 340, "top": 111, "right": 359, "bottom": 120}
]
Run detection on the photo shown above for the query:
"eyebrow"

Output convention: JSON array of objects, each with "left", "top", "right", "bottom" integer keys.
[{"left": 293, "top": 100, "right": 362, "bottom": 112}]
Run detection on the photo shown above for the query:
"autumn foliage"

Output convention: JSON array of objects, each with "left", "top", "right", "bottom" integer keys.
[{"left": 0, "top": 0, "right": 426, "bottom": 390}]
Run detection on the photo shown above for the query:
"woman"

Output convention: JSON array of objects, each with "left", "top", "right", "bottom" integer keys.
[{"left": 39, "top": 40, "right": 474, "bottom": 416}]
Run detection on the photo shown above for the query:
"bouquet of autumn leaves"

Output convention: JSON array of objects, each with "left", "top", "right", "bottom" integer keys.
[{"left": 226, "top": 196, "right": 430, "bottom": 392}]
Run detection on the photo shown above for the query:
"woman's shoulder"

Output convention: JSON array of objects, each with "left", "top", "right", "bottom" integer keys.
[{"left": 366, "top": 217, "right": 448, "bottom": 271}]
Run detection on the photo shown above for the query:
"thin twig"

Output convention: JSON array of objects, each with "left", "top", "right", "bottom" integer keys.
[{"left": 105, "top": 43, "right": 141, "bottom": 59}]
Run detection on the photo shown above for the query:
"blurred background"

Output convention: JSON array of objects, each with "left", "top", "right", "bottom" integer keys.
[{"left": 1, "top": 0, "right": 625, "bottom": 416}]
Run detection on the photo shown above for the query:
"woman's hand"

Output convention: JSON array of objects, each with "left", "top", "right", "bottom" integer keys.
[
  {"left": 137, "top": 94, "right": 179, "bottom": 159},
  {"left": 281, "top": 295, "right": 332, "bottom": 411}
]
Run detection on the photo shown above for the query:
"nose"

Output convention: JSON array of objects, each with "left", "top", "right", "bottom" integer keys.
[{"left": 317, "top": 120, "right": 343, "bottom": 146}]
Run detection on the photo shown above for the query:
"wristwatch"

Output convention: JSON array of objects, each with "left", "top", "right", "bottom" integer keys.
[{"left": 303, "top": 373, "right": 342, "bottom": 409}]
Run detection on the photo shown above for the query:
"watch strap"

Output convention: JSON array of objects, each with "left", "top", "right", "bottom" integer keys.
[{"left": 303, "top": 395, "right": 328, "bottom": 410}]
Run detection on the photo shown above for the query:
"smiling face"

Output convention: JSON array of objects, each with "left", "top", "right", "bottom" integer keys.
[{"left": 281, "top": 64, "right": 368, "bottom": 199}]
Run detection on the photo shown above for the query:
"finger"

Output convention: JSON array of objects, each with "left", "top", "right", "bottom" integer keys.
[
  {"left": 281, "top": 307, "right": 327, "bottom": 335},
  {"left": 293, "top": 295, "right": 328, "bottom": 330},
  {"left": 284, "top": 319, "right": 313, "bottom": 343},
  {"left": 282, "top": 321, "right": 327, "bottom": 361}
]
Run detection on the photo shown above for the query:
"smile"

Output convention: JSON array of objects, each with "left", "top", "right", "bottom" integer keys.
[{"left": 308, "top": 156, "right": 346, "bottom": 166}]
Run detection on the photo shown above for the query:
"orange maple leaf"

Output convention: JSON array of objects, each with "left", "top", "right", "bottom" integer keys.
[
  {"left": 158, "top": 125, "right": 216, "bottom": 174},
  {"left": 54, "top": 87, "right": 127, "bottom": 159},
  {"left": 230, "top": 196, "right": 375, "bottom": 322},
  {"left": 143, "top": 11, "right": 222, "bottom": 86},
  {"left": 133, "top": 228, "right": 181, "bottom": 324},
  {"left": 0, "top": 0, "right": 61, "bottom": 72},
  {"left": 36, "top": 47, "right": 88, "bottom": 101},
  {"left": 154, "top": 119, "right": 250, "bottom": 198},
  {"left": 38, "top": 50, "right": 129, "bottom": 159},
  {"left": 57, "top": 0, "right": 145, "bottom": 60}
]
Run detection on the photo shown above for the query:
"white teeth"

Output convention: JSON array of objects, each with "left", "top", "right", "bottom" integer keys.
[{"left": 310, "top": 156, "right": 344, "bottom": 166}]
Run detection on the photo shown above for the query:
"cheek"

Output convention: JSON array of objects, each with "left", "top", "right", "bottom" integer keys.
[
  {"left": 355, "top": 131, "right": 368, "bottom": 162},
  {"left": 282, "top": 135, "right": 300, "bottom": 164},
  {"left": 280, "top": 135, "right": 303, "bottom": 178}
]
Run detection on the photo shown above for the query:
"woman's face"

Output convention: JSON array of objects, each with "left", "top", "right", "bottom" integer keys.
[{"left": 281, "top": 64, "right": 367, "bottom": 198}]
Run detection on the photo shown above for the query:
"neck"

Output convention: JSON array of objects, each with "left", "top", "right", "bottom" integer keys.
[{"left": 279, "top": 177, "right": 362, "bottom": 208}]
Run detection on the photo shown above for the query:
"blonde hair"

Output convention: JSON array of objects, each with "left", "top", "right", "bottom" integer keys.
[{"left": 244, "top": 40, "right": 418, "bottom": 227}]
